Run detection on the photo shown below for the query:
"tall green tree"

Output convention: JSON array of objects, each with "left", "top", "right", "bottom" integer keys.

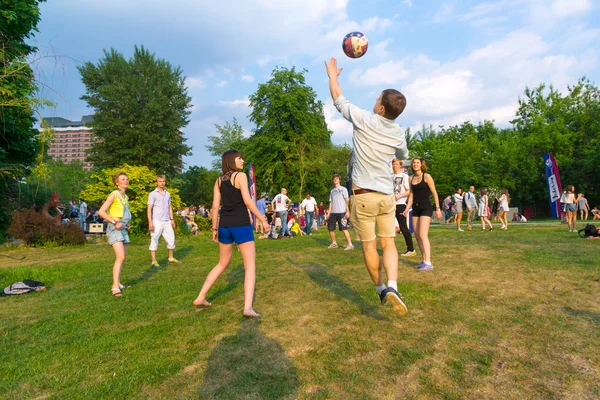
[
  {"left": 78, "top": 46, "right": 192, "bottom": 176},
  {"left": 206, "top": 118, "right": 248, "bottom": 171},
  {"left": 178, "top": 166, "right": 220, "bottom": 206},
  {"left": 0, "top": 0, "right": 47, "bottom": 237},
  {"left": 246, "top": 67, "right": 332, "bottom": 200}
]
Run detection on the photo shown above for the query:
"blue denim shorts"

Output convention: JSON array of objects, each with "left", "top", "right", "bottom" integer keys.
[
  {"left": 566, "top": 204, "right": 577, "bottom": 211},
  {"left": 218, "top": 225, "right": 254, "bottom": 245},
  {"left": 106, "top": 223, "right": 130, "bottom": 245}
]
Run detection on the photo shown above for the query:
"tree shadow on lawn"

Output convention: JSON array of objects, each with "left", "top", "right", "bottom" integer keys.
[
  {"left": 289, "top": 258, "right": 389, "bottom": 321},
  {"left": 563, "top": 307, "right": 600, "bottom": 326},
  {"left": 199, "top": 318, "right": 299, "bottom": 399},
  {"left": 124, "top": 245, "right": 193, "bottom": 287}
]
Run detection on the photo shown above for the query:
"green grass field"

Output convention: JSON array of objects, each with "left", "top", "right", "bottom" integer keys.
[{"left": 1, "top": 223, "right": 599, "bottom": 399}]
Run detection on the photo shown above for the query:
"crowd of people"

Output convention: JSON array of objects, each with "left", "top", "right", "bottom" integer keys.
[{"left": 92, "top": 57, "right": 597, "bottom": 320}]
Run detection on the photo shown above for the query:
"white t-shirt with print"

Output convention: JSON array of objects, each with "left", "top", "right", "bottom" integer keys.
[{"left": 273, "top": 193, "right": 290, "bottom": 212}]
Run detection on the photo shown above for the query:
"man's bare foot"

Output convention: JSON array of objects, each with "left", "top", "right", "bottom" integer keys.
[
  {"left": 243, "top": 308, "right": 260, "bottom": 318},
  {"left": 193, "top": 298, "right": 212, "bottom": 307}
]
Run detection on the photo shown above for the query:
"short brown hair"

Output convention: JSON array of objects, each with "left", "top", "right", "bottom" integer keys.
[
  {"left": 156, "top": 175, "right": 165, "bottom": 180},
  {"left": 222, "top": 149, "right": 242, "bottom": 174},
  {"left": 332, "top": 174, "right": 341, "bottom": 181},
  {"left": 112, "top": 172, "right": 128, "bottom": 185},
  {"left": 381, "top": 89, "right": 407, "bottom": 120}
]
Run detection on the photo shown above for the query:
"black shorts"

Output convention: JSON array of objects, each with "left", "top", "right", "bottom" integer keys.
[
  {"left": 412, "top": 204, "right": 433, "bottom": 218},
  {"left": 328, "top": 212, "right": 348, "bottom": 231}
]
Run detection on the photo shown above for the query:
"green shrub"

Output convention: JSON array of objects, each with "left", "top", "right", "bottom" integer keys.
[{"left": 7, "top": 208, "right": 86, "bottom": 246}]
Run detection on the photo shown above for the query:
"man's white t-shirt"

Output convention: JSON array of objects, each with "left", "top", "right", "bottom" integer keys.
[
  {"left": 392, "top": 173, "right": 410, "bottom": 205},
  {"left": 273, "top": 193, "right": 289, "bottom": 212},
  {"left": 300, "top": 197, "right": 317, "bottom": 213}
]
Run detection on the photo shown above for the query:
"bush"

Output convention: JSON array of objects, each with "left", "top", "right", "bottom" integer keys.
[
  {"left": 80, "top": 164, "right": 182, "bottom": 233},
  {"left": 7, "top": 208, "right": 86, "bottom": 246},
  {"left": 195, "top": 217, "right": 213, "bottom": 232}
]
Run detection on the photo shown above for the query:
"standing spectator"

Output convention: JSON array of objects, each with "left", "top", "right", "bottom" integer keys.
[
  {"left": 578, "top": 193, "right": 589, "bottom": 221},
  {"left": 454, "top": 188, "right": 464, "bottom": 232},
  {"left": 443, "top": 195, "right": 453, "bottom": 225},
  {"left": 69, "top": 200, "right": 79, "bottom": 220},
  {"left": 497, "top": 189, "right": 510, "bottom": 230},
  {"left": 478, "top": 189, "right": 494, "bottom": 231},
  {"left": 403, "top": 158, "right": 442, "bottom": 272},
  {"left": 326, "top": 174, "right": 353, "bottom": 250},
  {"left": 147, "top": 175, "right": 180, "bottom": 269},
  {"left": 300, "top": 192, "right": 317, "bottom": 235},
  {"left": 98, "top": 172, "right": 132, "bottom": 297},
  {"left": 79, "top": 198, "right": 88, "bottom": 231},
  {"left": 563, "top": 185, "right": 578, "bottom": 232},
  {"left": 198, "top": 204, "right": 206, "bottom": 218},
  {"left": 392, "top": 158, "right": 415, "bottom": 257},
  {"left": 193, "top": 150, "right": 269, "bottom": 317},
  {"left": 465, "top": 186, "right": 478, "bottom": 231},
  {"left": 273, "top": 189, "right": 292, "bottom": 238},
  {"left": 255, "top": 195, "right": 267, "bottom": 234},
  {"left": 317, "top": 202, "right": 326, "bottom": 227}
]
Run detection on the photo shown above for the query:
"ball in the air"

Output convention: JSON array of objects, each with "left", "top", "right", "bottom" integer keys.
[{"left": 342, "top": 32, "right": 368, "bottom": 59}]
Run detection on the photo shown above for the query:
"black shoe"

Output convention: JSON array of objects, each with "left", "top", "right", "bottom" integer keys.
[
  {"left": 378, "top": 288, "right": 388, "bottom": 305},
  {"left": 385, "top": 287, "right": 408, "bottom": 316}
]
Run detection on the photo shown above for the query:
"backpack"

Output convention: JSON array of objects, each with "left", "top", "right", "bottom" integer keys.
[
  {"left": 578, "top": 224, "right": 599, "bottom": 238},
  {"left": 462, "top": 194, "right": 468, "bottom": 208},
  {"left": 0, "top": 280, "right": 46, "bottom": 296}
]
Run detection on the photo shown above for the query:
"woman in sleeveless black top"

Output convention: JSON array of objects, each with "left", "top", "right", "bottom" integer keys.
[
  {"left": 403, "top": 158, "right": 442, "bottom": 272},
  {"left": 193, "top": 150, "right": 269, "bottom": 317}
]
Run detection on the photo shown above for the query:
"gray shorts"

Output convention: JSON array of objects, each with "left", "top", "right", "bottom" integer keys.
[{"left": 106, "top": 223, "right": 130, "bottom": 245}]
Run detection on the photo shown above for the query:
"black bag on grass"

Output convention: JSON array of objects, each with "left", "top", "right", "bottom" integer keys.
[
  {"left": 0, "top": 280, "right": 46, "bottom": 296},
  {"left": 578, "top": 224, "right": 599, "bottom": 238}
]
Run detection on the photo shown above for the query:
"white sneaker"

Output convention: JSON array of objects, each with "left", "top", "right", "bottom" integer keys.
[
  {"left": 344, "top": 244, "right": 354, "bottom": 251},
  {"left": 401, "top": 250, "right": 417, "bottom": 257},
  {"left": 328, "top": 243, "right": 338, "bottom": 249}
]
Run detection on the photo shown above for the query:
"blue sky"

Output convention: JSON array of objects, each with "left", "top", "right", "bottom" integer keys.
[{"left": 33, "top": 0, "right": 600, "bottom": 169}]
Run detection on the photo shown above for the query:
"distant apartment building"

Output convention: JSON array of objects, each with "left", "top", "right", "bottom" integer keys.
[{"left": 42, "top": 115, "right": 95, "bottom": 170}]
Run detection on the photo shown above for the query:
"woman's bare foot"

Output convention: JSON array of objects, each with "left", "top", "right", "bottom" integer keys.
[
  {"left": 243, "top": 308, "right": 260, "bottom": 318},
  {"left": 193, "top": 298, "right": 212, "bottom": 307}
]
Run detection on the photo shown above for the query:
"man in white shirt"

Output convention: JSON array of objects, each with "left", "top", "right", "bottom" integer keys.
[
  {"left": 465, "top": 185, "right": 478, "bottom": 231},
  {"left": 326, "top": 57, "right": 409, "bottom": 317},
  {"left": 300, "top": 192, "right": 317, "bottom": 235},
  {"left": 147, "top": 175, "right": 180, "bottom": 268},
  {"left": 273, "top": 188, "right": 291, "bottom": 237},
  {"left": 392, "top": 159, "right": 415, "bottom": 256}
]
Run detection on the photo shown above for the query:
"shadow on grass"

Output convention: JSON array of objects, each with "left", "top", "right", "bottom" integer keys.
[
  {"left": 207, "top": 264, "right": 245, "bottom": 303},
  {"left": 289, "top": 259, "right": 389, "bottom": 321},
  {"left": 199, "top": 318, "right": 298, "bottom": 399},
  {"left": 563, "top": 307, "right": 600, "bottom": 326}
]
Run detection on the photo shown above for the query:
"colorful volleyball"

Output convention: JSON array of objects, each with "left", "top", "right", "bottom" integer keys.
[{"left": 342, "top": 32, "right": 368, "bottom": 59}]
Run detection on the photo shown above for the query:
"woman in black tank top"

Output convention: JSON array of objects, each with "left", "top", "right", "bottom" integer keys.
[
  {"left": 193, "top": 150, "right": 269, "bottom": 317},
  {"left": 403, "top": 158, "right": 442, "bottom": 272}
]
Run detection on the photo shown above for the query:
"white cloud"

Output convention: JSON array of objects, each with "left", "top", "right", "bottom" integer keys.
[
  {"left": 550, "top": 0, "right": 592, "bottom": 18},
  {"left": 401, "top": 0, "right": 413, "bottom": 7},
  {"left": 404, "top": 71, "right": 483, "bottom": 117},
  {"left": 241, "top": 75, "right": 254, "bottom": 82},
  {"left": 185, "top": 77, "right": 206, "bottom": 89},
  {"left": 220, "top": 96, "right": 251, "bottom": 107},
  {"left": 324, "top": 102, "right": 353, "bottom": 140},
  {"left": 372, "top": 39, "right": 393, "bottom": 58},
  {"left": 216, "top": 80, "right": 228, "bottom": 88},
  {"left": 349, "top": 61, "right": 410, "bottom": 86},
  {"left": 432, "top": 4, "right": 454, "bottom": 23}
]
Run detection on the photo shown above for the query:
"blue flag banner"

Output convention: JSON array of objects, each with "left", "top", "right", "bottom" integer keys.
[{"left": 543, "top": 153, "right": 562, "bottom": 219}]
